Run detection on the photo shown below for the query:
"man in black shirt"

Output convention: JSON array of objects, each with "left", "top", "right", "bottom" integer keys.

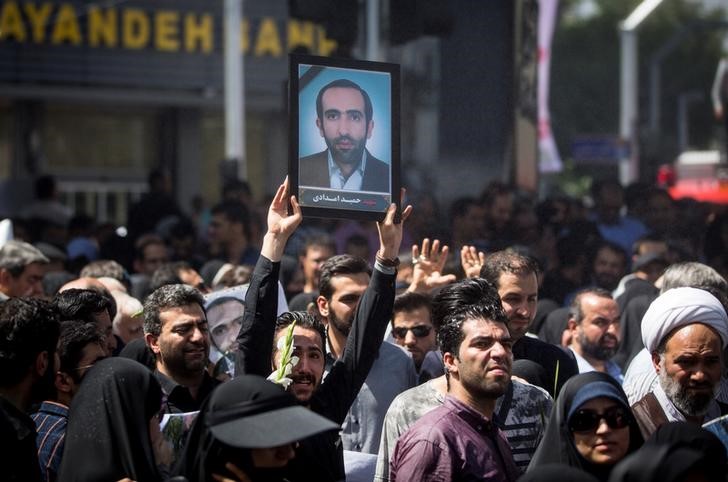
[
  {"left": 480, "top": 251, "right": 578, "bottom": 397},
  {"left": 0, "top": 298, "right": 61, "bottom": 482},
  {"left": 236, "top": 179, "right": 411, "bottom": 481},
  {"left": 143, "top": 284, "right": 219, "bottom": 413}
]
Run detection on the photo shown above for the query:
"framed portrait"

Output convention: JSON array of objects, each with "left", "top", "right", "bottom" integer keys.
[{"left": 289, "top": 53, "right": 400, "bottom": 221}]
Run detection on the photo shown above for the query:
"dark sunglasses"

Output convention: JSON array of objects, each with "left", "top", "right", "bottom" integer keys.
[
  {"left": 568, "top": 406, "right": 630, "bottom": 433},
  {"left": 392, "top": 325, "right": 433, "bottom": 339}
]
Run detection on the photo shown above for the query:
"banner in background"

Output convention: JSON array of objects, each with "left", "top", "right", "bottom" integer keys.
[{"left": 538, "top": 0, "right": 563, "bottom": 173}]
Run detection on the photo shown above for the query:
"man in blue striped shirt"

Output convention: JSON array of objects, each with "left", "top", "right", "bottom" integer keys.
[{"left": 32, "top": 321, "right": 106, "bottom": 482}]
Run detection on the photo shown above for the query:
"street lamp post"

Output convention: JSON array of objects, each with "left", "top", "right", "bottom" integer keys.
[
  {"left": 618, "top": 0, "right": 664, "bottom": 184},
  {"left": 224, "top": 0, "right": 246, "bottom": 180}
]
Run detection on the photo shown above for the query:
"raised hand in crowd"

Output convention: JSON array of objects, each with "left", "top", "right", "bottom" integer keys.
[
  {"left": 460, "top": 245, "right": 486, "bottom": 278},
  {"left": 260, "top": 177, "right": 302, "bottom": 262},
  {"left": 407, "top": 238, "right": 456, "bottom": 293},
  {"left": 376, "top": 189, "right": 413, "bottom": 260}
]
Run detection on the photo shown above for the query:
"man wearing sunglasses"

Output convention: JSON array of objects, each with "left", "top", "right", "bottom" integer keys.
[
  {"left": 32, "top": 321, "right": 106, "bottom": 482},
  {"left": 390, "top": 292, "right": 437, "bottom": 375}
]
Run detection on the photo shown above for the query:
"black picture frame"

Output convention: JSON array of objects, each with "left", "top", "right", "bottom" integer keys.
[{"left": 289, "top": 53, "right": 400, "bottom": 221}]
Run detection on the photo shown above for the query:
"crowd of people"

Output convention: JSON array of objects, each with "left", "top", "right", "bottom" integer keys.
[{"left": 2, "top": 172, "right": 728, "bottom": 482}]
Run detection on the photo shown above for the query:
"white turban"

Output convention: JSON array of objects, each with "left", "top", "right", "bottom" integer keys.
[{"left": 641, "top": 287, "right": 728, "bottom": 353}]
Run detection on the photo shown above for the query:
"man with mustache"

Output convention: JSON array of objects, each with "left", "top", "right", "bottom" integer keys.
[
  {"left": 480, "top": 251, "right": 578, "bottom": 397},
  {"left": 236, "top": 179, "right": 411, "bottom": 481},
  {"left": 299, "top": 79, "right": 390, "bottom": 193},
  {"left": 631, "top": 287, "right": 728, "bottom": 438},
  {"left": 143, "top": 283, "right": 219, "bottom": 413},
  {"left": 390, "top": 279, "right": 520, "bottom": 481},
  {"left": 566, "top": 288, "right": 623, "bottom": 382}
]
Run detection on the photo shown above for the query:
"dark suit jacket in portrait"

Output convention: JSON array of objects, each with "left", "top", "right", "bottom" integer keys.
[{"left": 298, "top": 149, "right": 390, "bottom": 193}]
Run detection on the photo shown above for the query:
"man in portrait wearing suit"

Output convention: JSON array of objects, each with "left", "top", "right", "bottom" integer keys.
[{"left": 299, "top": 79, "right": 390, "bottom": 193}]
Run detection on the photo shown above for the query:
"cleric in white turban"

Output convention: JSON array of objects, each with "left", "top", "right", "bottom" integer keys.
[{"left": 641, "top": 287, "right": 728, "bottom": 353}]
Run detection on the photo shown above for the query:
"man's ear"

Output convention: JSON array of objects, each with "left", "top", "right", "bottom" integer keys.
[
  {"left": 443, "top": 351, "right": 458, "bottom": 377},
  {"left": 145, "top": 333, "right": 161, "bottom": 356},
  {"left": 316, "top": 118, "right": 324, "bottom": 137},
  {"left": 316, "top": 295, "right": 329, "bottom": 319},
  {"left": 567, "top": 318, "right": 578, "bottom": 332},
  {"left": 34, "top": 351, "right": 49, "bottom": 378},
  {"left": 651, "top": 351, "right": 661, "bottom": 373},
  {"left": 366, "top": 120, "right": 374, "bottom": 139}
]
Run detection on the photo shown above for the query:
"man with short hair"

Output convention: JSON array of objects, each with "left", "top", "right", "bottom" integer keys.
[
  {"left": 79, "top": 259, "right": 131, "bottom": 291},
  {"left": 0, "top": 240, "right": 49, "bottom": 301},
  {"left": 566, "top": 288, "right": 623, "bottom": 382},
  {"left": 31, "top": 321, "right": 106, "bottom": 482},
  {"left": 590, "top": 179, "right": 648, "bottom": 254},
  {"left": 0, "top": 298, "right": 61, "bottom": 482},
  {"left": 150, "top": 261, "right": 208, "bottom": 293},
  {"left": 131, "top": 234, "right": 169, "bottom": 299},
  {"left": 143, "top": 284, "right": 219, "bottom": 413},
  {"left": 299, "top": 234, "right": 336, "bottom": 294},
  {"left": 390, "top": 292, "right": 436, "bottom": 374},
  {"left": 590, "top": 241, "right": 628, "bottom": 292},
  {"left": 236, "top": 179, "right": 411, "bottom": 481},
  {"left": 389, "top": 279, "right": 520, "bottom": 481},
  {"left": 53, "top": 288, "right": 117, "bottom": 355},
  {"left": 299, "top": 79, "right": 390, "bottom": 192},
  {"left": 318, "top": 254, "right": 417, "bottom": 454},
  {"left": 631, "top": 287, "right": 728, "bottom": 437},
  {"left": 375, "top": 279, "right": 553, "bottom": 480},
  {"left": 208, "top": 201, "right": 259, "bottom": 266},
  {"left": 480, "top": 251, "right": 578, "bottom": 397}
]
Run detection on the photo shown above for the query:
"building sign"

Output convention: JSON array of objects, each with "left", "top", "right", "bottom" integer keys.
[{"left": 0, "top": 0, "right": 337, "bottom": 99}]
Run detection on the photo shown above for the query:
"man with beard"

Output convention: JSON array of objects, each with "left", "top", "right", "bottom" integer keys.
[
  {"left": 236, "top": 179, "right": 411, "bottom": 481},
  {"left": 390, "top": 285, "right": 520, "bottom": 481},
  {"left": 204, "top": 295, "right": 244, "bottom": 378},
  {"left": 631, "top": 287, "right": 728, "bottom": 438},
  {"left": 480, "top": 251, "right": 578, "bottom": 397},
  {"left": 143, "top": 283, "right": 219, "bottom": 413},
  {"left": 375, "top": 279, "right": 553, "bottom": 480},
  {"left": 299, "top": 79, "right": 390, "bottom": 193},
  {"left": 0, "top": 297, "right": 60, "bottom": 482},
  {"left": 566, "top": 289, "right": 623, "bottom": 382},
  {"left": 318, "top": 254, "right": 417, "bottom": 454},
  {"left": 590, "top": 241, "right": 627, "bottom": 292}
]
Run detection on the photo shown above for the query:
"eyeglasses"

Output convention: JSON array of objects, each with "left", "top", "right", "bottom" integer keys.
[
  {"left": 392, "top": 325, "right": 433, "bottom": 339},
  {"left": 568, "top": 406, "right": 630, "bottom": 433}
]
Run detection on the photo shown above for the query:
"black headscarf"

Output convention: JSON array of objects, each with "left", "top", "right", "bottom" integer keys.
[
  {"left": 608, "top": 422, "right": 727, "bottom": 482},
  {"left": 527, "top": 372, "right": 643, "bottom": 481},
  {"left": 58, "top": 358, "right": 162, "bottom": 482},
  {"left": 118, "top": 337, "right": 157, "bottom": 371},
  {"left": 519, "top": 464, "right": 599, "bottom": 482}
]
